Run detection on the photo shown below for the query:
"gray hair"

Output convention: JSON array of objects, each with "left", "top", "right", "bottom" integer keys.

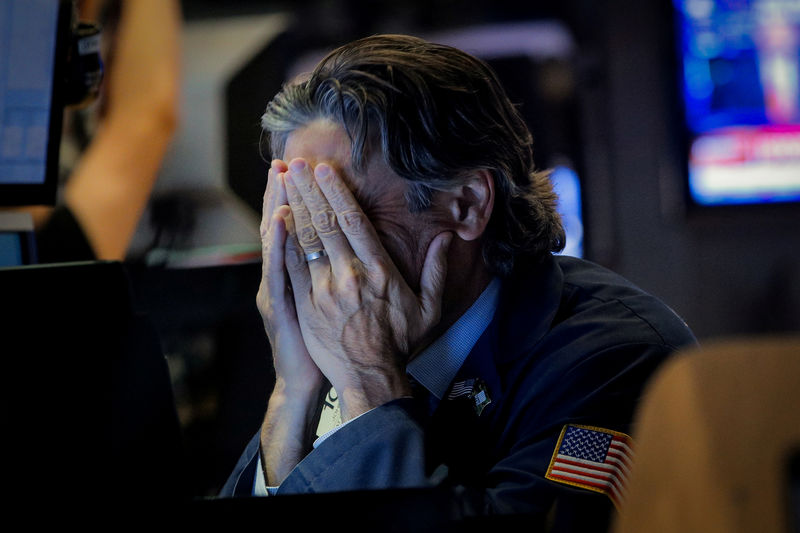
[{"left": 262, "top": 34, "right": 565, "bottom": 276}]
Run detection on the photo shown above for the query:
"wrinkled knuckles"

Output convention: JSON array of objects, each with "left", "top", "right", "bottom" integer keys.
[
  {"left": 302, "top": 180, "right": 317, "bottom": 195},
  {"left": 261, "top": 224, "right": 273, "bottom": 247},
  {"left": 339, "top": 210, "right": 367, "bottom": 235},
  {"left": 313, "top": 209, "right": 340, "bottom": 236},
  {"left": 286, "top": 182, "right": 303, "bottom": 203},
  {"left": 324, "top": 181, "right": 349, "bottom": 208},
  {"left": 298, "top": 225, "right": 321, "bottom": 248}
]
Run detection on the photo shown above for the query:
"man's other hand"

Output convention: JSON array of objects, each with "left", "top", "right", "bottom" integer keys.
[
  {"left": 258, "top": 159, "right": 325, "bottom": 394},
  {"left": 257, "top": 159, "right": 328, "bottom": 486}
]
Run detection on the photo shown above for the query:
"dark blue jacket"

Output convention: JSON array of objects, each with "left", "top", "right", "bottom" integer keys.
[{"left": 219, "top": 256, "right": 697, "bottom": 530}]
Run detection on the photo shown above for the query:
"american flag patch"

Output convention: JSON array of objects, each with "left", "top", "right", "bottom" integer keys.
[{"left": 545, "top": 424, "right": 633, "bottom": 508}]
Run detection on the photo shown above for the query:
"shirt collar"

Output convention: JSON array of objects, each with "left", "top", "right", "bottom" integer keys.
[{"left": 406, "top": 277, "right": 501, "bottom": 400}]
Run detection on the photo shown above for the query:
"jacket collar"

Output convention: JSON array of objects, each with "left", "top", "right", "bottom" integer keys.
[{"left": 494, "top": 255, "right": 564, "bottom": 365}]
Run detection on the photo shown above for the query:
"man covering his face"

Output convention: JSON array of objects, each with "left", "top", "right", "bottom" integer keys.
[{"left": 221, "top": 34, "right": 697, "bottom": 531}]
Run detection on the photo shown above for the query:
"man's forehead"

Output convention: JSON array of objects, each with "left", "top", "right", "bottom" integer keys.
[
  {"left": 283, "top": 120, "right": 352, "bottom": 167},
  {"left": 283, "top": 120, "right": 398, "bottom": 207}
]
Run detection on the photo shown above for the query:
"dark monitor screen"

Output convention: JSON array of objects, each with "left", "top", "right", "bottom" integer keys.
[
  {"left": 673, "top": 0, "right": 800, "bottom": 206},
  {"left": 0, "top": 0, "right": 70, "bottom": 206}
]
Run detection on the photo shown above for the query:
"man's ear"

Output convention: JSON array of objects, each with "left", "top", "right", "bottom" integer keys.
[{"left": 441, "top": 169, "right": 494, "bottom": 242}]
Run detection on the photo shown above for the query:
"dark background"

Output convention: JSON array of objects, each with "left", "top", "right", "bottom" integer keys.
[{"left": 120, "top": 0, "right": 800, "bottom": 497}]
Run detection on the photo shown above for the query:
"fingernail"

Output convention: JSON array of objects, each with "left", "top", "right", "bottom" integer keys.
[
  {"left": 314, "top": 164, "right": 330, "bottom": 180},
  {"left": 289, "top": 159, "right": 306, "bottom": 172}
]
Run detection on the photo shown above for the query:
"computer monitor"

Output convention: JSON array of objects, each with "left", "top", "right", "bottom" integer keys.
[
  {"left": 0, "top": 0, "right": 71, "bottom": 207},
  {"left": 673, "top": 0, "right": 800, "bottom": 207}
]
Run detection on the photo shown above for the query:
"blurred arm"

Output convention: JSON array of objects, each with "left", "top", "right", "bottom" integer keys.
[{"left": 65, "top": 0, "right": 181, "bottom": 260}]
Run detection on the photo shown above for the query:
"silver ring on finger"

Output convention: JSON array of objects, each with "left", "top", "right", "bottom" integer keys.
[{"left": 304, "top": 249, "right": 328, "bottom": 263}]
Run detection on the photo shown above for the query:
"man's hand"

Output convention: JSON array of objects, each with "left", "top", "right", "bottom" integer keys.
[
  {"left": 258, "top": 159, "right": 324, "bottom": 392},
  {"left": 257, "top": 159, "right": 327, "bottom": 486},
  {"left": 282, "top": 158, "right": 452, "bottom": 421}
]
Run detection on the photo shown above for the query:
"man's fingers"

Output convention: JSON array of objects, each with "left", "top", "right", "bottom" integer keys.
[
  {"left": 313, "top": 163, "right": 386, "bottom": 267},
  {"left": 286, "top": 159, "right": 358, "bottom": 277},
  {"left": 280, "top": 205, "right": 313, "bottom": 299},
  {"left": 289, "top": 160, "right": 340, "bottom": 239},
  {"left": 260, "top": 169, "right": 274, "bottom": 238},
  {"left": 271, "top": 161, "right": 289, "bottom": 212},
  {"left": 263, "top": 210, "right": 290, "bottom": 305},
  {"left": 285, "top": 167, "right": 324, "bottom": 256},
  {"left": 419, "top": 232, "right": 453, "bottom": 322},
  {"left": 261, "top": 161, "right": 289, "bottom": 292},
  {"left": 261, "top": 159, "right": 288, "bottom": 238}
]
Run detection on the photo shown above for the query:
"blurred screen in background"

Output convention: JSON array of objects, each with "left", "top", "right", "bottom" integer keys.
[
  {"left": 675, "top": 0, "right": 800, "bottom": 206},
  {"left": 0, "top": 0, "right": 64, "bottom": 205}
]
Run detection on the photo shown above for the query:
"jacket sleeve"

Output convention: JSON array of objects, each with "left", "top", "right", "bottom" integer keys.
[
  {"left": 277, "top": 398, "right": 429, "bottom": 494},
  {"left": 218, "top": 431, "right": 260, "bottom": 498}
]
